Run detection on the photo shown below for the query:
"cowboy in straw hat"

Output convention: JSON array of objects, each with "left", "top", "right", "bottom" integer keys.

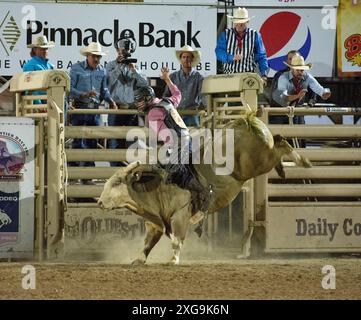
[
  {"left": 227, "top": 7, "right": 255, "bottom": 23},
  {"left": 175, "top": 45, "right": 201, "bottom": 68},
  {"left": 283, "top": 54, "right": 313, "bottom": 70},
  {"left": 272, "top": 54, "right": 331, "bottom": 109},
  {"left": 27, "top": 35, "right": 55, "bottom": 49},
  {"left": 80, "top": 42, "right": 108, "bottom": 57},
  {"left": 23, "top": 36, "right": 55, "bottom": 72},
  {"left": 69, "top": 42, "right": 116, "bottom": 177},
  {"left": 162, "top": 45, "right": 204, "bottom": 127},
  {"left": 215, "top": 7, "right": 268, "bottom": 82},
  {"left": 23, "top": 35, "right": 56, "bottom": 106}
]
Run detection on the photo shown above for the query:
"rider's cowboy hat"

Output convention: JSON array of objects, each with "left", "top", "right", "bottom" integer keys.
[
  {"left": 80, "top": 42, "right": 108, "bottom": 56},
  {"left": 27, "top": 36, "right": 55, "bottom": 49},
  {"left": 284, "top": 55, "right": 312, "bottom": 70},
  {"left": 227, "top": 7, "right": 254, "bottom": 23},
  {"left": 175, "top": 45, "right": 201, "bottom": 68}
]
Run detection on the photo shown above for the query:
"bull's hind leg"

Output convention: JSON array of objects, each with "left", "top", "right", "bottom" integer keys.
[{"left": 132, "top": 221, "right": 163, "bottom": 265}]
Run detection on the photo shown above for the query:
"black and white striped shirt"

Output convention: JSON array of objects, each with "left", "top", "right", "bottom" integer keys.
[
  {"left": 223, "top": 28, "right": 257, "bottom": 74},
  {"left": 216, "top": 27, "right": 270, "bottom": 76}
]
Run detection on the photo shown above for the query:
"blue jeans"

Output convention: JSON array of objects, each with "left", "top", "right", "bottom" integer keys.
[
  {"left": 183, "top": 115, "right": 200, "bottom": 127},
  {"left": 70, "top": 114, "right": 100, "bottom": 167}
]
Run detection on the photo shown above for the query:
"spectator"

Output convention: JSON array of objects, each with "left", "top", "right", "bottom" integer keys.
[
  {"left": 272, "top": 54, "right": 331, "bottom": 123},
  {"left": 106, "top": 38, "right": 148, "bottom": 166},
  {"left": 269, "top": 50, "right": 317, "bottom": 124},
  {"left": 23, "top": 36, "right": 55, "bottom": 105},
  {"left": 69, "top": 42, "right": 117, "bottom": 184},
  {"left": 215, "top": 7, "right": 269, "bottom": 83},
  {"left": 23, "top": 36, "right": 55, "bottom": 72},
  {"left": 164, "top": 45, "right": 205, "bottom": 127}
]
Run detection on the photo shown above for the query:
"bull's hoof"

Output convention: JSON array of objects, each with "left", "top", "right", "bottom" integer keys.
[
  {"left": 131, "top": 258, "right": 146, "bottom": 266},
  {"left": 166, "top": 259, "right": 179, "bottom": 266}
]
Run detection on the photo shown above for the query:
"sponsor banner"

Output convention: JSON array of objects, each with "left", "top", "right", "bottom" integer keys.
[
  {"left": 337, "top": 0, "right": 361, "bottom": 76},
  {"left": 247, "top": 8, "right": 336, "bottom": 76},
  {"left": 0, "top": 2, "right": 217, "bottom": 77},
  {"left": 0, "top": 190, "right": 19, "bottom": 245},
  {"left": 235, "top": 0, "right": 339, "bottom": 7},
  {"left": 267, "top": 206, "right": 361, "bottom": 250},
  {"left": 0, "top": 117, "right": 34, "bottom": 258},
  {"left": 65, "top": 208, "right": 144, "bottom": 254}
]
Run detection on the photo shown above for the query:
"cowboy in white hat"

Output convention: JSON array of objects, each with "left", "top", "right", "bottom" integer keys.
[
  {"left": 22, "top": 36, "right": 56, "bottom": 106},
  {"left": 272, "top": 54, "right": 331, "bottom": 110},
  {"left": 283, "top": 54, "right": 313, "bottom": 70},
  {"left": 69, "top": 42, "right": 116, "bottom": 179},
  {"left": 215, "top": 7, "right": 269, "bottom": 83},
  {"left": 175, "top": 45, "right": 201, "bottom": 68},
  {"left": 23, "top": 36, "right": 55, "bottom": 72},
  {"left": 79, "top": 42, "right": 108, "bottom": 58},
  {"left": 163, "top": 45, "right": 204, "bottom": 127}
]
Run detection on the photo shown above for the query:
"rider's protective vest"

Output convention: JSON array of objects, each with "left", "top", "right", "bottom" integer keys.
[{"left": 152, "top": 99, "right": 188, "bottom": 137}]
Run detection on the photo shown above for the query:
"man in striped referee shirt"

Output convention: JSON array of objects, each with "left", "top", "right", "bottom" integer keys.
[{"left": 215, "top": 7, "right": 269, "bottom": 84}]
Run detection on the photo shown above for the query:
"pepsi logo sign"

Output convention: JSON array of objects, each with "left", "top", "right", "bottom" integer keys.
[{"left": 260, "top": 11, "right": 311, "bottom": 71}]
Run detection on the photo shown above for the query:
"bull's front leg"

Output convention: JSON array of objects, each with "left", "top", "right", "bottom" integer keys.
[
  {"left": 132, "top": 221, "right": 163, "bottom": 265},
  {"left": 168, "top": 207, "right": 191, "bottom": 265},
  {"left": 169, "top": 233, "right": 183, "bottom": 265}
]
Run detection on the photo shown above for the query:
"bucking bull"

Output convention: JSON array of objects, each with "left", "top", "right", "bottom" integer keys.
[{"left": 98, "top": 114, "right": 311, "bottom": 265}]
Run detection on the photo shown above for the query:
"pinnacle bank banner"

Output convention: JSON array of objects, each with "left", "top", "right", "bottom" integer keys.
[{"left": 0, "top": 2, "right": 217, "bottom": 77}]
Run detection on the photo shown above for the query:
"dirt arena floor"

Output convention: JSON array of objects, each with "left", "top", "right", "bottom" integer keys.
[
  {"left": 1, "top": 236, "right": 361, "bottom": 300},
  {"left": 1, "top": 258, "right": 361, "bottom": 300}
]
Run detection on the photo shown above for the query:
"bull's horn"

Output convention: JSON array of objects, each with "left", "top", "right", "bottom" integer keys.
[{"left": 124, "top": 160, "right": 141, "bottom": 173}]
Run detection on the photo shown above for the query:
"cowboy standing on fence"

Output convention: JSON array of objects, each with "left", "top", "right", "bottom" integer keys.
[
  {"left": 23, "top": 36, "right": 55, "bottom": 106},
  {"left": 69, "top": 42, "right": 117, "bottom": 184},
  {"left": 23, "top": 36, "right": 55, "bottom": 72},
  {"left": 215, "top": 7, "right": 269, "bottom": 84}
]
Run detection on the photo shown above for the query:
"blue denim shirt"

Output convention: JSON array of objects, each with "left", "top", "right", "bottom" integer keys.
[
  {"left": 70, "top": 60, "right": 112, "bottom": 105},
  {"left": 106, "top": 60, "right": 148, "bottom": 106},
  {"left": 163, "top": 68, "right": 205, "bottom": 110},
  {"left": 272, "top": 71, "right": 326, "bottom": 107}
]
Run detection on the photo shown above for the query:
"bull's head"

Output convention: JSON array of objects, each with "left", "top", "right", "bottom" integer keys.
[
  {"left": 98, "top": 161, "right": 141, "bottom": 212},
  {"left": 273, "top": 135, "right": 312, "bottom": 168}
]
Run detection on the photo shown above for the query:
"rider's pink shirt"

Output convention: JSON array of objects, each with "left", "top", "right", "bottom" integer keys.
[{"left": 146, "top": 84, "right": 182, "bottom": 145}]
